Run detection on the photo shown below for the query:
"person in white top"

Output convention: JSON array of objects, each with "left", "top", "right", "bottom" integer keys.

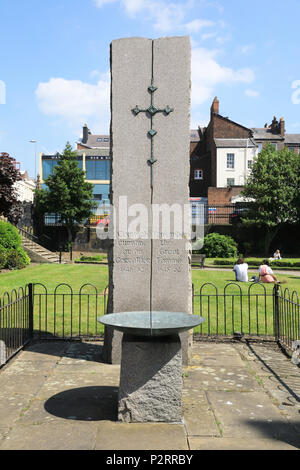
[
  {"left": 233, "top": 258, "right": 249, "bottom": 282},
  {"left": 259, "top": 260, "right": 278, "bottom": 283},
  {"left": 273, "top": 250, "right": 281, "bottom": 260}
]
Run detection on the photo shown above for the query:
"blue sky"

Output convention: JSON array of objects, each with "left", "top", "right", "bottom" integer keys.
[{"left": 1, "top": 0, "right": 300, "bottom": 178}]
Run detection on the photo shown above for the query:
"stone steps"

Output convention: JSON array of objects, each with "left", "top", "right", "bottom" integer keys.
[{"left": 21, "top": 236, "right": 67, "bottom": 264}]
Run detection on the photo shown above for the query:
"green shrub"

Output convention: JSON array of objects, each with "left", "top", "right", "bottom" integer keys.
[
  {"left": 212, "top": 258, "right": 300, "bottom": 268},
  {"left": 201, "top": 233, "right": 238, "bottom": 258},
  {"left": 0, "top": 246, "right": 7, "bottom": 270},
  {"left": 0, "top": 220, "right": 22, "bottom": 250},
  {"left": 5, "top": 247, "right": 30, "bottom": 270},
  {"left": 74, "top": 254, "right": 103, "bottom": 264}
]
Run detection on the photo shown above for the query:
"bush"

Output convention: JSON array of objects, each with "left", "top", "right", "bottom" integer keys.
[
  {"left": 0, "top": 220, "right": 22, "bottom": 250},
  {"left": 74, "top": 254, "right": 103, "bottom": 264},
  {"left": 212, "top": 258, "right": 300, "bottom": 268},
  {"left": 0, "top": 221, "right": 30, "bottom": 270},
  {"left": 201, "top": 233, "right": 238, "bottom": 258},
  {"left": 0, "top": 246, "right": 7, "bottom": 270},
  {"left": 5, "top": 247, "right": 30, "bottom": 270}
]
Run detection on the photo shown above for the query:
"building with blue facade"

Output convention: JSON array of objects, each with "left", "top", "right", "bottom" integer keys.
[{"left": 39, "top": 148, "right": 110, "bottom": 213}]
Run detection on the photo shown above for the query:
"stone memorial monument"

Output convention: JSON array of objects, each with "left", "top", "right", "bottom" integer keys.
[{"left": 100, "top": 36, "right": 204, "bottom": 423}]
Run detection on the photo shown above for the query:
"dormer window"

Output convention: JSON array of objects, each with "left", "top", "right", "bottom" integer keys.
[{"left": 194, "top": 169, "right": 203, "bottom": 180}]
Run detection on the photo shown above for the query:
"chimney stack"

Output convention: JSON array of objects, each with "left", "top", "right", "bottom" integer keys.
[
  {"left": 280, "top": 117, "right": 285, "bottom": 137},
  {"left": 211, "top": 97, "right": 219, "bottom": 116},
  {"left": 82, "top": 124, "right": 89, "bottom": 144}
]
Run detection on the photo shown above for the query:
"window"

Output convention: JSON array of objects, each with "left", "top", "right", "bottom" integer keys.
[
  {"left": 288, "top": 146, "right": 295, "bottom": 152},
  {"left": 93, "top": 184, "right": 110, "bottom": 207},
  {"left": 257, "top": 143, "right": 263, "bottom": 153},
  {"left": 227, "top": 154, "right": 235, "bottom": 169},
  {"left": 194, "top": 169, "right": 203, "bottom": 180},
  {"left": 248, "top": 160, "right": 253, "bottom": 169},
  {"left": 104, "top": 138, "right": 109, "bottom": 142},
  {"left": 42, "top": 159, "right": 58, "bottom": 179},
  {"left": 97, "top": 138, "right": 102, "bottom": 142},
  {"left": 271, "top": 143, "right": 277, "bottom": 150},
  {"left": 227, "top": 178, "right": 235, "bottom": 187},
  {"left": 86, "top": 159, "right": 110, "bottom": 180}
]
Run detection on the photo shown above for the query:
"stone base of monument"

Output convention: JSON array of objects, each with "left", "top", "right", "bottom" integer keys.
[{"left": 118, "top": 334, "right": 182, "bottom": 423}]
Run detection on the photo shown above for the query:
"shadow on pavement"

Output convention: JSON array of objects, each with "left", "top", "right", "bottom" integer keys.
[
  {"left": 44, "top": 386, "right": 118, "bottom": 422},
  {"left": 24, "top": 339, "right": 105, "bottom": 362},
  {"left": 244, "top": 419, "right": 300, "bottom": 449}
]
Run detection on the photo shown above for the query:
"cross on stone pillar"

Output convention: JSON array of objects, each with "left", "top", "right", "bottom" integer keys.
[{"left": 132, "top": 78, "right": 174, "bottom": 189}]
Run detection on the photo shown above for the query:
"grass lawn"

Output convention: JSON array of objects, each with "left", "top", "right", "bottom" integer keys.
[
  {"left": 0, "top": 263, "right": 109, "bottom": 293},
  {"left": 0, "top": 263, "right": 299, "bottom": 338}
]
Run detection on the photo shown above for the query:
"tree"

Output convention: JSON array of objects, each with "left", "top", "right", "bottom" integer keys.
[
  {"left": 0, "top": 152, "right": 23, "bottom": 224},
  {"left": 35, "top": 143, "right": 96, "bottom": 243},
  {"left": 200, "top": 233, "right": 238, "bottom": 258},
  {"left": 241, "top": 144, "right": 300, "bottom": 255}
]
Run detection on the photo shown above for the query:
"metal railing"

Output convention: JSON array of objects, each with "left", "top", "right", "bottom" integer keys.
[
  {"left": 1, "top": 281, "right": 299, "bottom": 366},
  {"left": 193, "top": 282, "right": 275, "bottom": 337},
  {"left": 19, "top": 226, "right": 52, "bottom": 249},
  {"left": 0, "top": 285, "right": 33, "bottom": 365},
  {"left": 274, "top": 284, "right": 300, "bottom": 354},
  {"left": 32, "top": 283, "right": 108, "bottom": 340}
]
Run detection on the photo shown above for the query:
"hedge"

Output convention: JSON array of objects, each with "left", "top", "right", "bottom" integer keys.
[
  {"left": 74, "top": 255, "right": 103, "bottom": 264},
  {"left": 213, "top": 258, "right": 300, "bottom": 268}
]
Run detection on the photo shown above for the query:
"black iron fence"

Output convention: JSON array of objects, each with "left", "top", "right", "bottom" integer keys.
[
  {"left": 193, "top": 282, "right": 274, "bottom": 337},
  {"left": 0, "top": 281, "right": 299, "bottom": 366},
  {"left": 0, "top": 285, "right": 33, "bottom": 365},
  {"left": 274, "top": 283, "right": 300, "bottom": 354},
  {"left": 32, "top": 283, "right": 108, "bottom": 340}
]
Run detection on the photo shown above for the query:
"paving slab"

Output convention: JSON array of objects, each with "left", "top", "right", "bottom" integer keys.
[
  {"left": 206, "top": 390, "right": 300, "bottom": 447},
  {"left": 0, "top": 373, "right": 48, "bottom": 396},
  {"left": 182, "top": 399, "right": 220, "bottom": 437},
  {"left": 0, "top": 339, "right": 299, "bottom": 451},
  {"left": 18, "top": 341, "right": 68, "bottom": 359},
  {"left": 94, "top": 422, "right": 188, "bottom": 450},
  {"left": 184, "top": 365, "right": 260, "bottom": 391},
  {"left": 0, "top": 422, "right": 99, "bottom": 450},
  {"left": 189, "top": 437, "right": 299, "bottom": 450},
  {"left": 17, "top": 386, "right": 119, "bottom": 425},
  {"left": 0, "top": 394, "right": 33, "bottom": 426}
]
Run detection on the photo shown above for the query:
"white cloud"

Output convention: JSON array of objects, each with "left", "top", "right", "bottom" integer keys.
[
  {"left": 36, "top": 76, "right": 110, "bottom": 132},
  {"left": 191, "top": 47, "right": 255, "bottom": 106},
  {"left": 184, "top": 19, "right": 215, "bottom": 33},
  {"left": 245, "top": 89, "right": 259, "bottom": 98},
  {"left": 94, "top": 0, "right": 118, "bottom": 7},
  {"left": 240, "top": 44, "right": 254, "bottom": 55},
  {"left": 94, "top": 0, "right": 214, "bottom": 32},
  {"left": 291, "top": 80, "right": 300, "bottom": 105}
]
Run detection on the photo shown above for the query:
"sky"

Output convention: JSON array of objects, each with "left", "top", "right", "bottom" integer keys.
[{"left": 1, "top": 0, "right": 300, "bottom": 178}]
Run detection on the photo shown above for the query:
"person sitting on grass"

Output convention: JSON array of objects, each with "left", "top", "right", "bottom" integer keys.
[
  {"left": 269, "top": 249, "right": 282, "bottom": 261},
  {"left": 259, "top": 259, "right": 278, "bottom": 283},
  {"left": 233, "top": 257, "right": 249, "bottom": 282}
]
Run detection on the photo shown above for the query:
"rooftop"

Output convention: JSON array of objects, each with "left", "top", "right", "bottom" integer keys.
[
  {"left": 214, "top": 138, "right": 257, "bottom": 148},
  {"left": 251, "top": 128, "right": 284, "bottom": 140},
  {"left": 78, "top": 135, "right": 110, "bottom": 149},
  {"left": 284, "top": 134, "right": 300, "bottom": 144}
]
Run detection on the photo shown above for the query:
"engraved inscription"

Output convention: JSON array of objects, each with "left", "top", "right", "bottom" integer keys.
[
  {"left": 154, "top": 238, "right": 185, "bottom": 274},
  {"left": 115, "top": 236, "right": 150, "bottom": 273}
]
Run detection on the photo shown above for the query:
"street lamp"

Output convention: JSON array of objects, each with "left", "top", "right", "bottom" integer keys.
[{"left": 29, "top": 140, "right": 37, "bottom": 180}]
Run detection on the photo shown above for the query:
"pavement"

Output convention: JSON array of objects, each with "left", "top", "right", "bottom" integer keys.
[{"left": 0, "top": 338, "right": 299, "bottom": 451}]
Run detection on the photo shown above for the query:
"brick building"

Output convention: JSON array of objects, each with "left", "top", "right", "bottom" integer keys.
[
  {"left": 190, "top": 98, "right": 300, "bottom": 206},
  {"left": 190, "top": 97, "right": 256, "bottom": 203}
]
